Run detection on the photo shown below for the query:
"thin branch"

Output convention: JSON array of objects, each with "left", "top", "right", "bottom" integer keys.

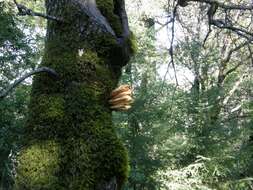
[
  {"left": 170, "top": 2, "right": 179, "bottom": 86},
  {"left": 203, "top": 3, "right": 217, "bottom": 46},
  {"left": 187, "top": 0, "right": 253, "bottom": 10},
  {"left": 211, "top": 19, "right": 253, "bottom": 40},
  {"left": 160, "top": 0, "right": 179, "bottom": 93},
  {"left": 225, "top": 62, "right": 243, "bottom": 76},
  {"left": 222, "top": 40, "right": 251, "bottom": 63},
  {"left": 248, "top": 45, "right": 253, "bottom": 66},
  {"left": 155, "top": 18, "right": 173, "bottom": 32},
  {"left": 223, "top": 74, "right": 247, "bottom": 105},
  {"left": 219, "top": 54, "right": 251, "bottom": 85},
  {"left": 230, "top": 104, "right": 241, "bottom": 113},
  {"left": 217, "top": 38, "right": 244, "bottom": 85},
  {"left": 203, "top": 26, "right": 212, "bottom": 47},
  {"left": 150, "top": 0, "right": 179, "bottom": 104},
  {"left": 0, "top": 67, "right": 58, "bottom": 99},
  {"left": 13, "top": 0, "right": 63, "bottom": 22},
  {"left": 181, "top": 0, "right": 253, "bottom": 40}
]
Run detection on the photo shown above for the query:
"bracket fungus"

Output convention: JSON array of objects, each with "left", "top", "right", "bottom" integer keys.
[{"left": 109, "top": 85, "right": 134, "bottom": 111}]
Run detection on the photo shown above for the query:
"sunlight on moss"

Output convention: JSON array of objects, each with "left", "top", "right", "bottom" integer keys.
[{"left": 15, "top": 141, "right": 60, "bottom": 189}]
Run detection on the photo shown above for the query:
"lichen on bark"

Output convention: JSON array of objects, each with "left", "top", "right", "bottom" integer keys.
[{"left": 14, "top": 0, "right": 135, "bottom": 189}]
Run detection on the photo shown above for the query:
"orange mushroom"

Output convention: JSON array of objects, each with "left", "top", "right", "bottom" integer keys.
[{"left": 109, "top": 85, "right": 134, "bottom": 111}]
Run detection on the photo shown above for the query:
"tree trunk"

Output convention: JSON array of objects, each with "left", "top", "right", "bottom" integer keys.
[{"left": 14, "top": 0, "right": 135, "bottom": 189}]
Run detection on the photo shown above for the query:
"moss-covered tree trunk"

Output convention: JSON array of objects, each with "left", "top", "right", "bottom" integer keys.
[{"left": 14, "top": 0, "right": 134, "bottom": 189}]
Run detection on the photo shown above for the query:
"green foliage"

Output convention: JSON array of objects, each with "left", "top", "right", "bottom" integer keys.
[
  {"left": 0, "top": 85, "right": 30, "bottom": 190},
  {"left": 0, "top": 1, "right": 43, "bottom": 189},
  {"left": 113, "top": 1, "right": 253, "bottom": 188},
  {"left": 0, "top": 1, "right": 35, "bottom": 85},
  {"left": 114, "top": 21, "right": 171, "bottom": 189}
]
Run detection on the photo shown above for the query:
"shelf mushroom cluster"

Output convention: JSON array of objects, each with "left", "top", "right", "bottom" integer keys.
[{"left": 109, "top": 85, "right": 134, "bottom": 111}]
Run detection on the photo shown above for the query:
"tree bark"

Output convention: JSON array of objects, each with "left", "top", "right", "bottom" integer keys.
[{"left": 14, "top": 0, "right": 135, "bottom": 189}]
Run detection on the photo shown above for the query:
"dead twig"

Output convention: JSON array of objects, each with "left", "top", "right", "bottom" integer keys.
[{"left": 13, "top": 0, "right": 64, "bottom": 22}]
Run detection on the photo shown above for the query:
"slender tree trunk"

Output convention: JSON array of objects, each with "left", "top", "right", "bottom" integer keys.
[{"left": 14, "top": 0, "right": 135, "bottom": 189}]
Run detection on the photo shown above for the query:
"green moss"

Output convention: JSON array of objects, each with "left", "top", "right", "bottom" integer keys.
[
  {"left": 95, "top": 34, "right": 119, "bottom": 57},
  {"left": 14, "top": 141, "right": 60, "bottom": 190},
  {"left": 15, "top": 124, "right": 129, "bottom": 189},
  {"left": 128, "top": 31, "right": 138, "bottom": 54},
  {"left": 38, "top": 95, "right": 64, "bottom": 119},
  {"left": 78, "top": 49, "right": 101, "bottom": 64},
  {"left": 96, "top": 0, "right": 123, "bottom": 36},
  {"left": 26, "top": 94, "right": 65, "bottom": 131}
]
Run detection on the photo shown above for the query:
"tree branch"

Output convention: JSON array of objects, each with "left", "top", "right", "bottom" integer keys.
[
  {"left": 72, "top": 0, "right": 133, "bottom": 66},
  {"left": 114, "top": 0, "right": 134, "bottom": 64},
  {"left": 180, "top": 0, "right": 253, "bottom": 40},
  {"left": 13, "top": 0, "right": 64, "bottom": 22},
  {"left": 203, "top": 26, "right": 212, "bottom": 47},
  {"left": 203, "top": 3, "right": 217, "bottom": 46},
  {"left": 222, "top": 41, "right": 251, "bottom": 63},
  {"left": 73, "top": 0, "right": 116, "bottom": 37},
  {"left": 217, "top": 39, "right": 250, "bottom": 85},
  {"left": 170, "top": 2, "right": 179, "bottom": 86},
  {"left": 76, "top": 0, "right": 132, "bottom": 42},
  {"left": 161, "top": 0, "right": 179, "bottom": 90},
  {"left": 0, "top": 67, "right": 58, "bottom": 99},
  {"left": 248, "top": 45, "right": 253, "bottom": 66},
  {"left": 186, "top": 0, "right": 253, "bottom": 10},
  {"left": 224, "top": 62, "right": 242, "bottom": 76},
  {"left": 115, "top": 0, "right": 130, "bottom": 38},
  {"left": 223, "top": 74, "right": 247, "bottom": 105},
  {"left": 211, "top": 19, "right": 253, "bottom": 41}
]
